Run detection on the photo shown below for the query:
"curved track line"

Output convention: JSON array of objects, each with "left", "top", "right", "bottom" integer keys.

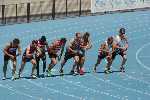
[
  {"left": 59, "top": 33, "right": 150, "bottom": 99},
  {"left": 0, "top": 19, "right": 150, "bottom": 99},
  {"left": 136, "top": 42, "right": 150, "bottom": 71},
  {"left": 91, "top": 74, "right": 150, "bottom": 96}
]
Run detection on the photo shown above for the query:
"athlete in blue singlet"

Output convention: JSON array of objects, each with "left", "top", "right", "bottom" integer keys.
[{"left": 2, "top": 38, "right": 21, "bottom": 80}]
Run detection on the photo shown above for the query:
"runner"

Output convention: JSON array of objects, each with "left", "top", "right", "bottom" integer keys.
[
  {"left": 112, "top": 28, "right": 128, "bottom": 72},
  {"left": 19, "top": 40, "right": 38, "bottom": 79},
  {"left": 93, "top": 36, "right": 114, "bottom": 74},
  {"left": 2, "top": 38, "right": 21, "bottom": 80},
  {"left": 35, "top": 36, "right": 48, "bottom": 77},
  {"left": 47, "top": 38, "right": 67, "bottom": 76},
  {"left": 59, "top": 32, "right": 82, "bottom": 75}
]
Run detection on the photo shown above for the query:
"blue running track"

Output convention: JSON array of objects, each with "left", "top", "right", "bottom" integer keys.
[{"left": 0, "top": 10, "right": 150, "bottom": 100}]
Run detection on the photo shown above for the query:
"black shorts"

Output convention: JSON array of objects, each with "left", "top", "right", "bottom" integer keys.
[
  {"left": 4, "top": 55, "right": 16, "bottom": 61},
  {"left": 35, "top": 53, "right": 46, "bottom": 61},
  {"left": 64, "top": 52, "right": 76, "bottom": 61},
  {"left": 98, "top": 53, "right": 107, "bottom": 59},
  {"left": 4, "top": 55, "right": 10, "bottom": 61},
  {"left": 22, "top": 56, "right": 34, "bottom": 62},
  {"left": 78, "top": 49, "right": 85, "bottom": 57},
  {"left": 48, "top": 53, "right": 57, "bottom": 58},
  {"left": 112, "top": 50, "right": 124, "bottom": 60}
]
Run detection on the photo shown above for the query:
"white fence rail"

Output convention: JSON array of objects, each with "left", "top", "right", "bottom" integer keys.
[{"left": 91, "top": 0, "right": 150, "bottom": 13}]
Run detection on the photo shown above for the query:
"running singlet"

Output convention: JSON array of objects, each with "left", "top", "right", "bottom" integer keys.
[
  {"left": 23, "top": 45, "right": 36, "bottom": 58},
  {"left": 99, "top": 41, "right": 112, "bottom": 55},
  {"left": 67, "top": 38, "right": 81, "bottom": 53},
  {"left": 80, "top": 38, "right": 91, "bottom": 49},
  {"left": 37, "top": 40, "right": 47, "bottom": 48},
  {"left": 6, "top": 42, "right": 18, "bottom": 56},
  {"left": 36, "top": 40, "right": 47, "bottom": 54},
  {"left": 48, "top": 40, "right": 64, "bottom": 54},
  {"left": 114, "top": 35, "right": 128, "bottom": 52}
]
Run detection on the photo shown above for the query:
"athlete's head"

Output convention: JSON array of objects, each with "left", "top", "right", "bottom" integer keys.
[
  {"left": 40, "top": 36, "right": 47, "bottom": 42},
  {"left": 119, "top": 28, "right": 126, "bottom": 39},
  {"left": 119, "top": 28, "right": 125, "bottom": 34},
  {"left": 83, "top": 32, "right": 90, "bottom": 40},
  {"left": 75, "top": 32, "right": 81, "bottom": 40},
  {"left": 107, "top": 36, "right": 113, "bottom": 45},
  {"left": 31, "top": 40, "right": 38, "bottom": 47},
  {"left": 13, "top": 38, "right": 20, "bottom": 47},
  {"left": 60, "top": 38, "right": 67, "bottom": 44}
]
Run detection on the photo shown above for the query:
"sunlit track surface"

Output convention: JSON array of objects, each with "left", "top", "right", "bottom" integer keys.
[{"left": 0, "top": 10, "right": 150, "bottom": 100}]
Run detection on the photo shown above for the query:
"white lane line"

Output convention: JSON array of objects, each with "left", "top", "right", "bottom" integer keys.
[
  {"left": 0, "top": 47, "right": 39, "bottom": 99},
  {"left": 0, "top": 20, "right": 150, "bottom": 99},
  {"left": 17, "top": 32, "right": 150, "bottom": 97},
  {"left": 138, "top": 56, "right": 150, "bottom": 58},
  {"left": 88, "top": 33, "right": 150, "bottom": 97},
  {"left": 91, "top": 74, "right": 150, "bottom": 97},
  {"left": 136, "top": 42, "right": 150, "bottom": 71},
  {"left": 0, "top": 82, "right": 37, "bottom": 100},
  {"left": 62, "top": 78, "right": 122, "bottom": 100},
  {"left": 59, "top": 33, "right": 150, "bottom": 99},
  {"left": 27, "top": 79, "right": 82, "bottom": 100},
  {"left": 18, "top": 45, "right": 81, "bottom": 99},
  {"left": 124, "top": 73, "right": 150, "bottom": 85}
]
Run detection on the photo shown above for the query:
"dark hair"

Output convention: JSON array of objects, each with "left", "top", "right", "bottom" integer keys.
[
  {"left": 41, "top": 36, "right": 46, "bottom": 42},
  {"left": 75, "top": 32, "right": 80, "bottom": 37},
  {"left": 83, "top": 32, "right": 90, "bottom": 38},
  {"left": 83, "top": 32, "right": 90, "bottom": 42},
  {"left": 107, "top": 36, "right": 113, "bottom": 42},
  {"left": 32, "top": 40, "right": 38, "bottom": 44},
  {"left": 13, "top": 38, "right": 20, "bottom": 44},
  {"left": 119, "top": 28, "right": 125, "bottom": 34},
  {"left": 60, "top": 38, "right": 67, "bottom": 43}
]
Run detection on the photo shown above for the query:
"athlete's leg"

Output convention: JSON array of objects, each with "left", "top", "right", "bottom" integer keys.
[
  {"left": 47, "top": 57, "right": 57, "bottom": 76},
  {"left": 48, "top": 58, "right": 57, "bottom": 70},
  {"left": 78, "top": 56, "right": 85, "bottom": 75},
  {"left": 42, "top": 55, "right": 46, "bottom": 73},
  {"left": 19, "top": 59, "right": 26, "bottom": 77},
  {"left": 120, "top": 52, "right": 127, "bottom": 72},
  {"left": 35, "top": 57, "right": 40, "bottom": 77},
  {"left": 105, "top": 55, "right": 112, "bottom": 74},
  {"left": 3, "top": 58, "right": 9, "bottom": 80},
  {"left": 30, "top": 59, "right": 37, "bottom": 78},
  {"left": 70, "top": 55, "right": 79, "bottom": 74},
  {"left": 60, "top": 58, "right": 67, "bottom": 73},
  {"left": 11, "top": 59, "right": 17, "bottom": 79},
  {"left": 93, "top": 55, "right": 102, "bottom": 72},
  {"left": 79, "top": 56, "right": 85, "bottom": 69},
  {"left": 59, "top": 52, "right": 71, "bottom": 73}
]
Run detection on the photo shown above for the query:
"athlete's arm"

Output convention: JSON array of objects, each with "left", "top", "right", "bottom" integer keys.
[
  {"left": 17, "top": 45, "right": 22, "bottom": 56},
  {"left": 99, "top": 43, "right": 109, "bottom": 53},
  {"left": 87, "top": 39, "right": 92, "bottom": 49},
  {"left": 26, "top": 46, "right": 33, "bottom": 58},
  {"left": 58, "top": 44, "right": 65, "bottom": 61},
  {"left": 123, "top": 36, "right": 128, "bottom": 51},
  {"left": 3, "top": 43, "right": 14, "bottom": 59},
  {"left": 111, "top": 43, "right": 116, "bottom": 54},
  {"left": 45, "top": 41, "right": 49, "bottom": 51},
  {"left": 83, "top": 39, "right": 92, "bottom": 50}
]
